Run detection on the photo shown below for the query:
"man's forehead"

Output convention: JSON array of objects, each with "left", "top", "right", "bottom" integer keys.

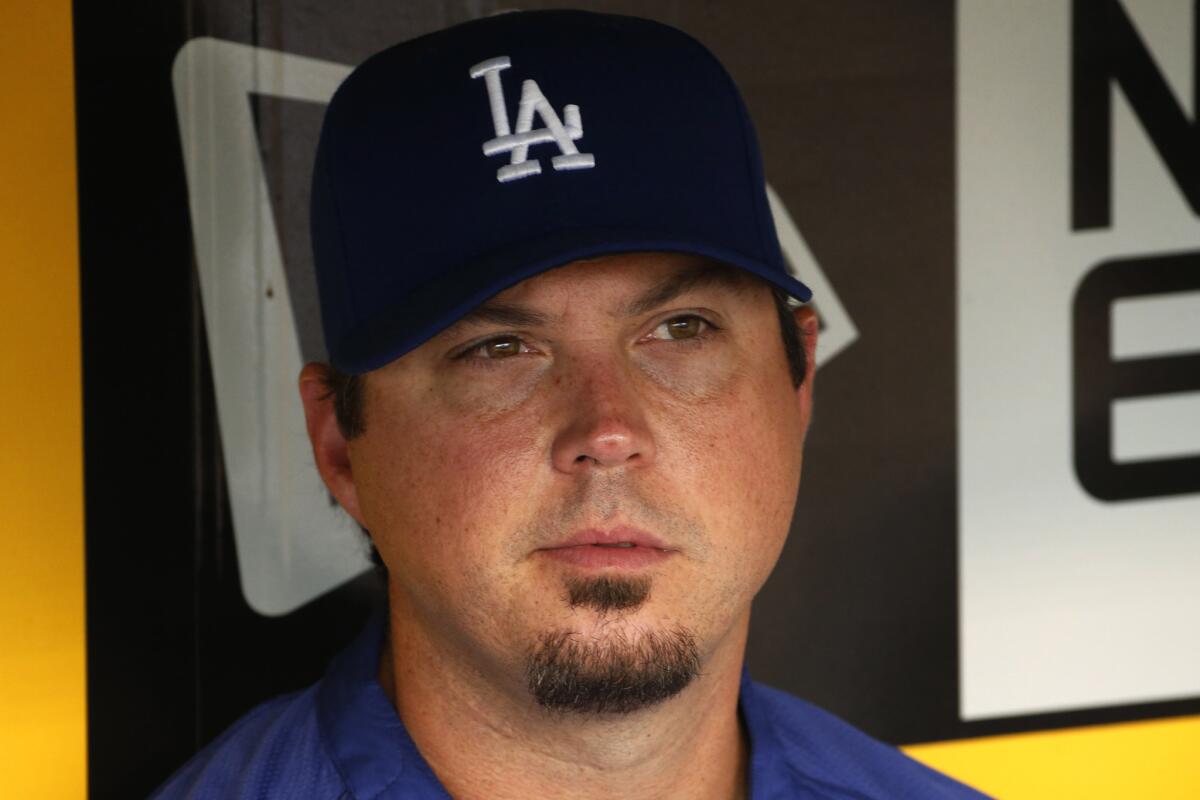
[{"left": 446, "top": 252, "right": 761, "bottom": 331}]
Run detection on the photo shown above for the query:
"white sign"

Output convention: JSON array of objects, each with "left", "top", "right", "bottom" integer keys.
[{"left": 958, "top": 0, "right": 1200, "bottom": 719}]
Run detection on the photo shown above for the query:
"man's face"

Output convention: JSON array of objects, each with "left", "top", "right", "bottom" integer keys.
[{"left": 326, "top": 252, "right": 814, "bottom": 711}]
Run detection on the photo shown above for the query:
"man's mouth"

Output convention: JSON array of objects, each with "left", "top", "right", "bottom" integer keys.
[
  {"left": 546, "top": 526, "right": 671, "bottom": 549},
  {"left": 538, "top": 527, "right": 674, "bottom": 569}
]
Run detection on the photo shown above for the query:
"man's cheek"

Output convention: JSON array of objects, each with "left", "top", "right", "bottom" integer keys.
[
  {"left": 434, "top": 365, "right": 547, "bottom": 420},
  {"left": 403, "top": 432, "right": 541, "bottom": 532},
  {"left": 682, "top": 396, "right": 794, "bottom": 537}
]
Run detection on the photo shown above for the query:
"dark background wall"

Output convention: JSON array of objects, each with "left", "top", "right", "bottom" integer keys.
[{"left": 72, "top": 2, "right": 1200, "bottom": 797}]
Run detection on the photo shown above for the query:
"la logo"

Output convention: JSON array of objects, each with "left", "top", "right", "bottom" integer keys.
[{"left": 470, "top": 56, "right": 596, "bottom": 183}]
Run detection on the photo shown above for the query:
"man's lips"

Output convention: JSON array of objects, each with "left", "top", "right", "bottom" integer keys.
[
  {"left": 548, "top": 526, "right": 670, "bottom": 550},
  {"left": 537, "top": 527, "right": 674, "bottom": 569}
]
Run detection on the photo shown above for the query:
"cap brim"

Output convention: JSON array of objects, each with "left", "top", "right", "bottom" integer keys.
[{"left": 332, "top": 227, "right": 813, "bottom": 374}]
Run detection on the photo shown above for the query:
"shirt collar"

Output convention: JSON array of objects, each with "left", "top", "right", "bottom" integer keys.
[
  {"left": 318, "top": 614, "right": 781, "bottom": 799},
  {"left": 738, "top": 665, "right": 788, "bottom": 799},
  {"left": 316, "top": 613, "right": 450, "bottom": 799}
]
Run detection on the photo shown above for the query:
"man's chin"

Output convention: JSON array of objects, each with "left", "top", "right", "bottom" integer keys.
[{"left": 524, "top": 622, "right": 700, "bottom": 715}]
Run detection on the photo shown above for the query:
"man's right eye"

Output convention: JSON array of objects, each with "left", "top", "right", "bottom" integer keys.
[{"left": 459, "top": 335, "right": 529, "bottom": 361}]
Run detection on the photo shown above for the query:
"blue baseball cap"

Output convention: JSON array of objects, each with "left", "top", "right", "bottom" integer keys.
[{"left": 311, "top": 9, "right": 812, "bottom": 374}]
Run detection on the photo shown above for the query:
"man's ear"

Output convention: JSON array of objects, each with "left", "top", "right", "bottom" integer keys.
[
  {"left": 299, "top": 362, "right": 366, "bottom": 527},
  {"left": 792, "top": 305, "right": 819, "bottom": 418}
]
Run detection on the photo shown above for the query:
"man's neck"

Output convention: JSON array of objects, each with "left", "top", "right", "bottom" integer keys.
[{"left": 378, "top": 600, "right": 751, "bottom": 800}]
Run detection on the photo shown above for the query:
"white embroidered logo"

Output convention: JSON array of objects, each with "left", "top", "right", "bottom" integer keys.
[{"left": 469, "top": 56, "right": 596, "bottom": 183}]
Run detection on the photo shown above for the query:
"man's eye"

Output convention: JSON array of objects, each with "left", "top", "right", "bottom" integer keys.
[
  {"left": 466, "top": 335, "right": 528, "bottom": 360},
  {"left": 650, "top": 315, "right": 709, "bottom": 341}
]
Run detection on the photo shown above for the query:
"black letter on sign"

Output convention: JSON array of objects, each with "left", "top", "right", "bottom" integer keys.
[
  {"left": 1072, "top": 0, "right": 1200, "bottom": 230},
  {"left": 1074, "top": 252, "right": 1200, "bottom": 501}
]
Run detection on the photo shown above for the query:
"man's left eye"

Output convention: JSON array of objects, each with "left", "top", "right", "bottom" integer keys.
[{"left": 649, "top": 315, "right": 709, "bottom": 341}]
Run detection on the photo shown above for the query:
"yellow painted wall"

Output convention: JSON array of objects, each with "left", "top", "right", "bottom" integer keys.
[
  {"left": 0, "top": 1, "right": 86, "bottom": 798},
  {"left": 905, "top": 714, "right": 1200, "bottom": 799}
]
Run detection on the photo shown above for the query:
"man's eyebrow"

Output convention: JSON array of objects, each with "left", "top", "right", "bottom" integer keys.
[
  {"left": 619, "top": 261, "right": 753, "bottom": 317},
  {"left": 442, "top": 260, "right": 751, "bottom": 337},
  {"left": 448, "top": 302, "right": 552, "bottom": 332}
]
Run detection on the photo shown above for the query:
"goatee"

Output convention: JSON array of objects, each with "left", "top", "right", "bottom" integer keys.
[{"left": 526, "top": 622, "right": 700, "bottom": 714}]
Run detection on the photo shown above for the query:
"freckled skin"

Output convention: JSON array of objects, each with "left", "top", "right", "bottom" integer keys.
[{"left": 301, "top": 251, "right": 818, "bottom": 799}]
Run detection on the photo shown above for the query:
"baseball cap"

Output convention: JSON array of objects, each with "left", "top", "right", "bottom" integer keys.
[{"left": 311, "top": 9, "right": 813, "bottom": 374}]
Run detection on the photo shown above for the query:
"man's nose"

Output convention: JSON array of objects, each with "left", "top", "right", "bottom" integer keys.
[{"left": 549, "top": 356, "right": 656, "bottom": 474}]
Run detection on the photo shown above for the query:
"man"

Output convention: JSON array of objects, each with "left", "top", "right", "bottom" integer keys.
[{"left": 154, "top": 10, "right": 988, "bottom": 799}]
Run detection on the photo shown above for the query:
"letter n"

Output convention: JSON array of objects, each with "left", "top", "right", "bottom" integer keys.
[{"left": 1072, "top": 0, "right": 1200, "bottom": 230}]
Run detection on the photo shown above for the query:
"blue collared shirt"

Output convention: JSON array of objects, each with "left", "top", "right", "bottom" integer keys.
[{"left": 151, "top": 617, "right": 989, "bottom": 799}]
